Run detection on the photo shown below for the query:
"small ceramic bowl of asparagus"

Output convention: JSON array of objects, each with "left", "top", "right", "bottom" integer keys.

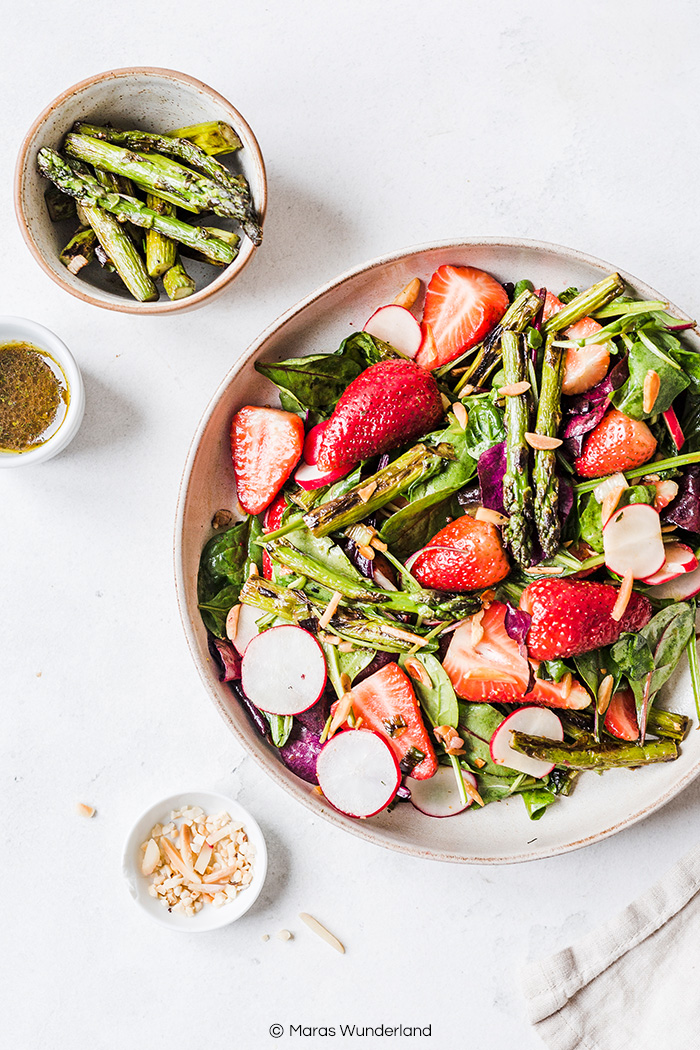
[{"left": 14, "top": 67, "right": 266, "bottom": 314}]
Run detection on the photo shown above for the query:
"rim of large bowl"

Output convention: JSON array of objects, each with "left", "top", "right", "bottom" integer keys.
[{"left": 13, "top": 66, "right": 267, "bottom": 315}]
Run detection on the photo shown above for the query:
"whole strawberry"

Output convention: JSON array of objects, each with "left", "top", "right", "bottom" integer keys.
[
  {"left": 520, "top": 579, "right": 652, "bottom": 660},
  {"left": 316, "top": 359, "right": 443, "bottom": 473},
  {"left": 410, "top": 514, "right": 510, "bottom": 591},
  {"left": 574, "top": 408, "right": 657, "bottom": 478}
]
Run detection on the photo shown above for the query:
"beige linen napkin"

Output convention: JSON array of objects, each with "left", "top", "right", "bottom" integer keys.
[{"left": 522, "top": 841, "right": 700, "bottom": 1050}]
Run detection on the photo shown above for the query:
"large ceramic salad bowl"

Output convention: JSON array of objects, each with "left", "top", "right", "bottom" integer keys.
[{"left": 175, "top": 237, "right": 700, "bottom": 863}]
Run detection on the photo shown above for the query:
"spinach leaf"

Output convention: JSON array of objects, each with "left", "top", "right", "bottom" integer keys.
[
  {"left": 579, "top": 493, "right": 604, "bottom": 552},
  {"left": 457, "top": 702, "right": 516, "bottom": 777},
  {"left": 462, "top": 396, "right": 506, "bottom": 460},
  {"left": 198, "top": 521, "right": 250, "bottom": 635},
  {"left": 255, "top": 332, "right": 398, "bottom": 417},
  {"left": 469, "top": 770, "right": 518, "bottom": 804},
  {"left": 610, "top": 330, "right": 690, "bottom": 420},
  {"left": 681, "top": 392, "right": 700, "bottom": 453},
  {"left": 399, "top": 652, "right": 459, "bottom": 728},
  {"left": 610, "top": 602, "right": 695, "bottom": 731},
  {"left": 521, "top": 787, "right": 557, "bottom": 820},
  {"left": 380, "top": 492, "right": 455, "bottom": 556},
  {"left": 198, "top": 583, "right": 241, "bottom": 638},
  {"left": 267, "top": 714, "right": 294, "bottom": 748}
]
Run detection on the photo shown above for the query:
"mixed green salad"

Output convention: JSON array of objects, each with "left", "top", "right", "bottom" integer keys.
[{"left": 198, "top": 263, "right": 700, "bottom": 823}]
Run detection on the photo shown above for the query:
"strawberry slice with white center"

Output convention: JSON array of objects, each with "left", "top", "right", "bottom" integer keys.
[{"left": 416, "top": 265, "right": 509, "bottom": 370}]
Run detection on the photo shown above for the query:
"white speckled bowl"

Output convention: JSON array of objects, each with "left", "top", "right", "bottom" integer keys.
[
  {"left": 175, "top": 238, "right": 700, "bottom": 863},
  {"left": 14, "top": 68, "right": 266, "bottom": 314},
  {"left": 122, "top": 790, "right": 267, "bottom": 931}
]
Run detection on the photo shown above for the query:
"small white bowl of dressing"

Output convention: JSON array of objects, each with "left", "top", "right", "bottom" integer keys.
[
  {"left": 0, "top": 316, "right": 85, "bottom": 467},
  {"left": 122, "top": 790, "right": 268, "bottom": 932}
]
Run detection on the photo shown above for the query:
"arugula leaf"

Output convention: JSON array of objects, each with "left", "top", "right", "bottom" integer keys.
[
  {"left": 611, "top": 329, "right": 690, "bottom": 420},
  {"left": 255, "top": 332, "right": 399, "bottom": 418},
  {"left": 399, "top": 652, "right": 459, "bottom": 728}
]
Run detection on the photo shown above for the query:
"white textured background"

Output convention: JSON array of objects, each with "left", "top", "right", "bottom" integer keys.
[{"left": 3, "top": 2, "right": 700, "bottom": 1048}]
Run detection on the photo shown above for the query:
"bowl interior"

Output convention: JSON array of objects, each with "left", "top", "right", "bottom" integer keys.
[
  {"left": 122, "top": 790, "right": 267, "bottom": 931},
  {"left": 16, "top": 69, "right": 265, "bottom": 312},
  {"left": 176, "top": 238, "right": 700, "bottom": 863}
]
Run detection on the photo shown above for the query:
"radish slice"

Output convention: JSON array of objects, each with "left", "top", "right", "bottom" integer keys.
[
  {"left": 303, "top": 422, "right": 327, "bottom": 465},
  {"left": 294, "top": 460, "right": 347, "bottom": 490},
  {"left": 662, "top": 406, "right": 685, "bottom": 450},
  {"left": 490, "top": 706, "right": 564, "bottom": 779},
  {"left": 641, "top": 542, "right": 698, "bottom": 585},
  {"left": 316, "top": 729, "right": 400, "bottom": 817},
  {"left": 241, "top": 625, "right": 327, "bottom": 715},
  {"left": 645, "top": 563, "right": 700, "bottom": 600},
  {"left": 230, "top": 602, "right": 264, "bottom": 656},
  {"left": 364, "top": 305, "right": 422, "bottom": 359},
  {"left": 410, "top": 765, "right": 478, "bottom": 818},
  {"left": 602, "top": 503, "right": 665, "bottom": 579}
]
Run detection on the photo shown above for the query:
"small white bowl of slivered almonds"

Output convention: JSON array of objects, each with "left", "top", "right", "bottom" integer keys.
[{"left": 122, "top": 790, "right": 267, "bottom": 931}]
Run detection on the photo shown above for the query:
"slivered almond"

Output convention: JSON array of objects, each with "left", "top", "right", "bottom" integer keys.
[
  {"left": 403, "top": 656, "right": 432, "bottom": 688},
  {"left": 596, "top": 674, "right": 615, "bottom": 715},
  {"left": 441, "top": 393, "right": 452, "bottom": 412},
  {"left": 340, "top": 672, "right": 353, "bottom": 693},
  {"left": 525, "top": 433, "right": 563, "bottom": 451},
  {"left": 160, "top": 837, "right": 195, "bottom": 881},
  {"left": 180, "top": 823, "right": 195, "bottom": 870},
  {"left": 498, "top": 381, "right": 531, "bottom": 397},
  {"left": 318, "top": 590, "right": 343, "bottom": 630},
  {"left": 661, "top": 525, "right": 677, "bottom": 533},
  {"left": 475, "top": 507, "right": 509, "bottom": 525},
  {"left": 247, "top": 563, "right": 259, "bottom": 579},
  {"left": 459, "top": 383, "right": 475, "bottom": 396},
  {"left": 337, "top": 641, "right": 354, "bottom": 653},
  {"left": 463, "top": 776, "right": 484, "bottom": 807},
  {"left": 560, "top": 673, "right": 573, "bottom": 701},
  {"left": 434, "top": 725, "right": 465, "bottom": 755},
  {"left": 470, "top": 609, "right": 485, "bottom": 647},
  {"left": 76, "top": 803, "right": 95, "bottom": 818},
  {"left": 299, "top": 912, "right": 346, "bottom": 954},
  {"left": 643, "top": 369, "right": 661, "bottom": 413},
  {"left": 320, "top": 632, "right": 341, "bottom": 645},
  {"left": 611, "top": 571, "right": 634, "bottom": 622},
  {"left": 141, "top": 839, "right": 161, "bottom": 876},
  {"left": 357, "top": 481, "right": 378, "bottom": 503},
  {"left": 207, "top": 823, "right": 234, "bottom": 846},
  {"left": 357, "top": 544, "right": 376, "bottom": 560},
  {"left": 381, "top": 624, "right": 428, "bottom": 646},
  {"left": 393, "top": 277, "right": 421, "bottom": 309},
  {"left": 225, "top": 604, "right": 241, "bottom": 641},
  {"left": 370, "top": 537, "right": 388, "bottom": 552},
  {"left": 453, "top": 402, "right": 468, "bottom": 430},
  {"left": 328, "top": 691, "right": 355, "bottom": 738},
  {"left": 523, "top": 565, "right": 566, "bottom": 576},
  {"left": 194, "top": 842, "right": 213, "bottom": 875},
  {"left": 354, "top": 716, "right": 364, "bottom": 729}
]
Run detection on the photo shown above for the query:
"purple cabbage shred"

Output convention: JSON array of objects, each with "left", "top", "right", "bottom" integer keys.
[
  {"left": 477, "top": 441, "right": 507, "bottom": 513},
  {"left": 504, "top": 603, "right": 531, "bottom": 647},
  {"left": 662, "top": 465, "right": 700, "bottom": 533},
  {"left": 208, "top": 635, "right": 241, "bottom": 683}
]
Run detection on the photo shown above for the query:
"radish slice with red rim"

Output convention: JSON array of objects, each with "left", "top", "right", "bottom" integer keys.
[
  {"left": 363, "top": 305, "right": 422, "bottom": 359},
  {"left": 644, "top": 563, "right": 700, "bottom": 600},
  {"left": 241, "top": 625, "right": 327, "bottom": 715},
  {"left": 490, "top": 706, "right": 563, "bottom": 779},
  {"left": 640, "top": 541, "right": 698, "bottom": 585},
  {"left": 294, "top": 460, "right": 347, "bottom": 490},
  {"left": 602, "top": 502, "right": 665, "bottom": 579},
  {"left": 410, "top": 765, "right": 478, "bottom": 818},
  {"left": 316, "top": 729, "right": 400, "bottom": 818},
  {"left": 229, "top": 601, "right": 264, "bottom": 656}
]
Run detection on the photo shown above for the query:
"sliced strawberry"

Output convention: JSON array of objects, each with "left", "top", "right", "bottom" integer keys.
[
  {"left": 345, "top": 662, "right": 437, "bottom": 779},
  {"left": 261, "top": 492, "right": 288, "bottom": 579},
  {"left": 410, "top": 514, "right": 510, "bottom": 591},
  {"left": 574, "top": 408, "right": 657, "bottom": 478},
  {"left": 417, "top": 265, "right": 509, "bottom": 369},
  {"left": 316, "top": 359, "right": 443, "bottom": 473},
  {"left": 604, "top": 688, "right": 639, "bottom": 741},
  {"left": 540, "top": 290, "right": 611, "bottom": 394},
  {"left": 443, "top": 603, "right": 589, "bottom": 708},
  {"left": 520, "top": 579, "right": 652, "bottom": 660},
  {"left": 231, "top": 406, "right": 304, "bottom": 515}
]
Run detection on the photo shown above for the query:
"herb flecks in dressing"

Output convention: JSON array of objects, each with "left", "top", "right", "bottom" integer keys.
[{"left": 0, "top": 343, "right": 66, "bottom": 452}]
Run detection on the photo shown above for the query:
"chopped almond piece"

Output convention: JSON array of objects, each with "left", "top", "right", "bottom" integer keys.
[
  {"left": 525, "top": 433, "right": 563, "bottom": 451},
  {"left": 299, "top": 912, "right": 345, "bottom": 954},
  {"left": 433, "top": 725, "right": 465, "bottom": 755},
  {"left": 498, "top": 381, "right": 531, "bottom": 397},
  {"left": 318, "top": 590, "right": 343, "bottom": 630},
  {"left": 142, "top": 838, "right": 161, "bottom": 876},
  {"left": 403, "top": 656, "right": 432, "bottom": 688},
  {"left": 597, "top": 674, "right": 615, "bottom": 715},
  {"left": 357, "top": 481, "right": 378, "bottom": 503},
  {"left": 452, "top": 401, "right": 468, "bottom": 430},
  {"left": 475, "top": 507, "right": 509, "bottom": 525},
  {"left": 611, "top": 571, "right": 634, "bottom": 622},
  {"left": 393, "top": 277, "right": 421, "bottom": 309},
  {"left": 643, "top": 369, "right": 661, "bottom": 413},
  {"left": 474, "top": 757, "right": 486, "bottom": 769},
  {"left": 357, "top": 543, "right": 375, "bottom": 560},
  {"left": 194, "top": 842, "right": 213, "bottom": 875},
  {"left": 328, "top": 691, "right": 355, "bottom": 738},
  {"left": 76, "top": 803, "right": 95, "bottom": 818}
]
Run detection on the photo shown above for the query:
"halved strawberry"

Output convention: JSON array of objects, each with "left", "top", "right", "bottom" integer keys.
[
  {"left": 316, "top": 359, "right": 443, "bottom": 473},
  {"left": 574, "top": 408, "right": 658, "bottom": 479},
  {"left": 604, "top": 688, "right": 639, "bottom": 741},
  {"left": 442, "top": 603, "right": 589, "bottom": 709},
  {"left": 261, "top": 492, "right": 288, "bottom": 579},
  {"left": 410, "top": 514, "right": 510, "bottom": 591},
  {"left": 342, "top": 662, "right": 437, "bottom": 779},
  {"left": 417, "top": 265, "right": 509, "bottom": 370},
  {"left": 520, "top": 579, "right": 652, "bottom": 660},
  {"left": 540, "top": 290, "right": 611, "bottom": 395},
  {"left": 231, "top": 406, "right": 304, "bottom": 515}
]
